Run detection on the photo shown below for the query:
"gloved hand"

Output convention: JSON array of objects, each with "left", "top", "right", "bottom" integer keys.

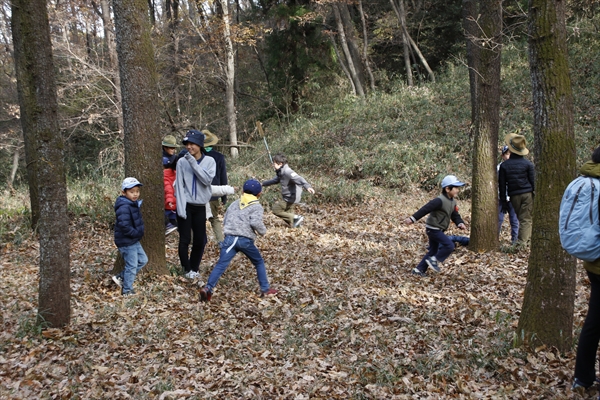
[{"left": 500, "top": 201, "right": 509, "bottom": 214}]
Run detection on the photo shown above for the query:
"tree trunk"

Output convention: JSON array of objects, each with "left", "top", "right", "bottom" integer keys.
[
  {"left": 516, "top": 0, "right": 577, "bottom": 352},
  {"left": 390, "top": 0, "right": 413, "bottom": 86},
  {"left": 469, "top": 0, "right": 502, "bottom": 252},
  {"left": 219, "top": 0, "right": 239, "bottom": 158},
  {"left": 357, "top": 0, "right": 375, "bottom": 91},
  {"left": 11, "top": 0, "right": 71, "bottom": 327},
  {"left": 338, "top": 2, "right": 366, "bottom": 91},
  {"left": 462, "top": 0, "right": 479, "bottom": 132},
  {"left": 333, "top": 3, "right": 365, "bottom": 97},
  {"left": 8, "top": 147, "right": 19, "bottom": 189},
  {"left": 113, "top": 0, "right": 167, "bottom": 275},
  {"left": 329, "top": 34, "right": 357, "bottom": 95},
  {"left": 100, "top": 0, "right": 124, "bottom": 137}
]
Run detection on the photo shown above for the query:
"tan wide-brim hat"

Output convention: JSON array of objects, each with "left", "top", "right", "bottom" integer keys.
[
  {"left": 504, "top": 133, "right": 529, "bottom": 156},
  {"left": 202, "top": 129, "right": 219, "bottom": 147}
]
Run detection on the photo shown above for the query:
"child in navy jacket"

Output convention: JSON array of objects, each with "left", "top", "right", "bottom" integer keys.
[{"left": 113, "top": 177, "right": 148, "bottom": 295}]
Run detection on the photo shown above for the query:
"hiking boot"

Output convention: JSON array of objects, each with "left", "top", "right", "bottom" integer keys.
[
  {"left": 293, "top": 216, "right": 304, "bottom": 228},
  {"left": 426, "top": 256, "right": 440, "bottom": 273},
  {"left": 261, "top": 288, "right": 278, "bottom": 297},
  {"left": 199, "top": 287, "right": 212, "bottom": 302},
  {"left": 112, "top": 275, "right": 123, "bottom": 288},
  {"left": 165, "top": 224, "right": 177, "bottom": 236},
  {"left": 411, "top": 268, "right": 426, "bottom": 277}
]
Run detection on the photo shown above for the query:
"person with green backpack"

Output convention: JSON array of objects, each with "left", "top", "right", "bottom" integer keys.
[{"left": 572, "top": 145, "right": 600, "bottom": 396}]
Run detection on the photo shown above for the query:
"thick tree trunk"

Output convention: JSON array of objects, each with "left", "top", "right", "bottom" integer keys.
[
  {"left": 333, "top": 3, "right": 365, "bottom": 97},
  {"left": 219, "top": 0, "right": 239, "bottom": 158},
  {"left": 113, "top": 0, "right": 167, "bottom": 275},
  {"left": 469, "top": 0, "right": 502, "bottom": 252},
  {"left": 11, "top": 0, "right": 71, "bottom": 327},
  {"left": 516, "top": 0, "right": 577, "bottom": 351}
]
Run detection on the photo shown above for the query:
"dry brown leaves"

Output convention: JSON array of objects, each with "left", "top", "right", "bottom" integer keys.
[{"left": 0, "top": 194, "right": 594, "bottom": 399}]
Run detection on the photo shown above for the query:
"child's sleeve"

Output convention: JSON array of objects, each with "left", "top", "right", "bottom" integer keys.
[
  {"left": 262, "top": 176, "right": 279, "bottom": 187},
  {"left": 409, "top": 198, "right": 442, "bottom": 222},
  {"left": 250, "top": 206, "right": 267, "bottom": 236},
  {"left": 290, "top": 170, "right": 312, "bottom": 189},
  {"left": 451, "top": 207, "right": 465, "bottom": 226}
]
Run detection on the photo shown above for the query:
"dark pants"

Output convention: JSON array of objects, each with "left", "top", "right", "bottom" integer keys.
[
  {"left": 574, "top": 271, "right": 600, "bottom": 387},
  {"left": 177, "top": 203, "right": 207, "bottom": 273},
  {"left": 415, "top": 228, "right": 455, "bottom": 273}
]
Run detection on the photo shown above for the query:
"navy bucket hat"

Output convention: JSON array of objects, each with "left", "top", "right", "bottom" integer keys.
[{"left": 182, "top": 129, "right": 205, "bottom": 147}]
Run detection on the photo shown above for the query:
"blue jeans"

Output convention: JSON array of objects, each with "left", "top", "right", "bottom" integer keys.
[
  {"left": 498, "top": 201, "right": 519, "bottom": 243},
  {"left": 415, "top": 228, "right": 455, "bottom": 273},
  {"left": 575, "top": 271, "right": 600, "bottom": 387},
  {"left": 118, "top": 242, "right": 148, "bottom": 294},
  {"left": 206, "top": 235, "right": 270, "bottom": 293}
]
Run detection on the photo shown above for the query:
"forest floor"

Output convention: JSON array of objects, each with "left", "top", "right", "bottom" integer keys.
[{"left": 0, "top": 190, "right": 595, "bottom": 399}]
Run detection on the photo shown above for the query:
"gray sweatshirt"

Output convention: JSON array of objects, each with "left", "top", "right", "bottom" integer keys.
[
  {"left": 175, "top": 153, "right": 216, "bottom": 219},
  {"left": 262, "top": 164, "right": 312, "bottom": 204},
  {"left": 223, "top": 195, "right": 267, "bottom": 240}
]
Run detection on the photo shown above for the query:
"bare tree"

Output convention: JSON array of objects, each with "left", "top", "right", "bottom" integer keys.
[
  {"left": 113, "top": 0, "right": 167, "bottom": 274},
  {"left": 469, "top": 0, "right": 502, "bottom": 252},
  {"left": 333, "top": 3, "right": 365, "bottom": 97},
  {"left": 357, "top": 0, "right": 375, "bottom": 91},
  {"left": 219, "top": 0, "right": 239, "bottom": 158},
  {"left": 11, "top": 0, "right": 71, "bottom": 327},
  {"left": 516, "top": 0, "right": 577, "bottom": 351}
]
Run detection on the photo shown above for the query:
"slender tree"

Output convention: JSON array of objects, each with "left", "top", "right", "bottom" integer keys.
[
  {"left": 469, "top": 0, "right": 502, "bottom": 252},
  {"left": 11, "top": 0, "right": 71, "bottom": 327},
  {"left": 333, "top": 3, "right": 365, "bottom": 97},
  {"left": 219, "top": 0, "right": 239, "bottom": 158},
  {"left": 113, "top": 0, "right": 167, "bottom": 274},
  {"left": 516, "top": 0, "right": 577, "bottom": 351}
]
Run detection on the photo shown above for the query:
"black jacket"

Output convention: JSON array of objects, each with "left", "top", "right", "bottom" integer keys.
[
  {"left": 498, "top": 154, "right": 535, "bottom": 200},
  {"left": 205, "top": 149, "right": 228, "bottom": 203},
  {"left": 114, "top": 196, "right": 145, "bottom": 248}
]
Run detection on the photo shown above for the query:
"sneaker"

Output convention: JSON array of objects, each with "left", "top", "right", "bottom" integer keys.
[
  {"left": 293, "top": 216, "right": 304, "bottom": 228},
  {"left": 122, "top": 289, "right": 136, "bottom": 296},
  {"left": 261, "top": 288, "right": 278, "bottom": 297},
  {"left": 185, "top": 270, "right": 199, "bottom": 279},
  {"left": 112, "top": 275, "right": 123, "bottom": 288},
  {"left": 199, "top": 287, "right": 212, "bottom": 302},
  {"left": 426, "top": 256, "right": 440, "bottom": 273},
  {"left": 572, "top": 378, "right": 592, "bottom": 393},
  {"left": 166, "top": 224, "right": 177, "bottom": 236},
  {"left": 411, "top": 268, "right": 426, "bottom": 277}
]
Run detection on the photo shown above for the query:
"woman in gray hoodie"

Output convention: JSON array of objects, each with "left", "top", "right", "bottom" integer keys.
[{"left": 175, "top": 130, "right": 216, "bottom": 279}]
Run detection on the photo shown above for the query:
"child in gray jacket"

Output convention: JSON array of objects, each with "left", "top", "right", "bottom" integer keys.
[{"left": 199, "top": 180, "right": 278, "bottom": 301}]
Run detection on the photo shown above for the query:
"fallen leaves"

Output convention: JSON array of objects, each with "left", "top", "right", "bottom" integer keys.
[{"left": 0, "top": 197, "right": 593, "bottom": 399}]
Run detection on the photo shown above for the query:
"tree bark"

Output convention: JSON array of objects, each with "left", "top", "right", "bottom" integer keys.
[
  {"left": 333, "top": 3, "right": 365, "bottom": 97},
  {"left": 516, "top": 0, "right": 577, "bottom": 351},
  {"left": 113, "top": 0, "right": 167, "bottom": 275},
  {"left": 462, "top": 0, "right": 479, "bottom": 131},
  {"left": 357, "top": 0, "right": 375, "bottom": 91},
  {"left": 469, "top": 0, "right": 502, "bottom": 252},
  {"left": 390, "top": 0, "right": 413, "bottom": 86},
  {"left": 219, "top": 0, "right": 239, "bottom": 158},
  {"left": 11, "top": 0, "right": 71, "bottom": 327}
]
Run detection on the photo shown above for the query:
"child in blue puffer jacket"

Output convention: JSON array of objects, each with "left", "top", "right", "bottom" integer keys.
[{"left": 113, "top": 177, "right": 148, "bottom": 296}]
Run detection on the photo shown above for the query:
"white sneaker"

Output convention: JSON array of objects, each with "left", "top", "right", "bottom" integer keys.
[
  {"left": 112, "top": 275, "right": 123, "bottom": 288},
  {"left": 293, "top": 215, "right": 304, "bottom": 228},
  {"left": 185, "top": 270, "right": 199, "bottom": 279}
]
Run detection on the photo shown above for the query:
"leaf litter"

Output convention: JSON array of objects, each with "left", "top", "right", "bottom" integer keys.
[{"left": 0, "top": 196, "right": 594, "bottom": 399}]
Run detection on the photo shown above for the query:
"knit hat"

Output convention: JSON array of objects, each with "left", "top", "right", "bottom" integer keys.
[
  {"left": 243, "top": 179, "right": 262, "bottom": 196},
  {"left": 202, "top": 130, "right": 219, "bottom": 147},
  {"left": 182, "top": 129, "right": 205, "bottom": 147},
  {"left": 122, "top": 177, "right": 142, "bottom": 191},
  {"left": 441, "top": 175, "right": 465, "bottom": 189},
  {"left": 162, "top": 135, "right": 177, "bottom": 148},
  {"left": 504, "top": 133, "right": 529, "bottom": 156}
]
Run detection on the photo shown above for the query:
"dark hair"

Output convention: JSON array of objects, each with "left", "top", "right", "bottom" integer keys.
[
  {"left": 272, "top": 154, "right": 287, "bottom": 164},
  {"left": 442, "top": 185, "right": 455, "bottom": 194},
  {"left": 592, "top": 146, "right": 600, "bottom": 163}
]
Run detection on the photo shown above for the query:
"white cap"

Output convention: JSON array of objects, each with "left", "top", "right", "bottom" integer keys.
[
  {"left": 441, "top": 175, "right": 465, "bottom": 188},
  {"left": 121, "top": 177, "right": 142, "bottom": 191}
]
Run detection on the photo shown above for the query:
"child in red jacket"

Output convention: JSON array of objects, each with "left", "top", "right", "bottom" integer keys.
[{"left": 162, "top": 135, "right": 178, "bottom": 235}]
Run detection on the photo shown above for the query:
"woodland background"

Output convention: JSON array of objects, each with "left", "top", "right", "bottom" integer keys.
[{"left": 1, "top": 0, "right": 600, "bottom": 398}]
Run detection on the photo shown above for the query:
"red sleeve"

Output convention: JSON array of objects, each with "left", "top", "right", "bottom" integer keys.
[{"left": 164, "top": 169, "right": 176, "bottom": 210}]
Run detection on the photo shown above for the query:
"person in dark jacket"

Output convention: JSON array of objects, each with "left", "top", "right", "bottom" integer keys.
[
  {"left": 261, "top": 154, "right": 315, "bottom": 228},
  {"left": 498, "top": 133, "right": 535, "bottom": 245},
  {"left": 113, "top": 177, "right": 147, "bottom": 295},
  {"left": 404, "top": 175, "right": 468, "bottom": 276},
  {"left": 202, "top": 129, "right": 228, "bottom": 243},
  {"left": 572, "top": 146, "right": 600, "bottom": 395}
]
